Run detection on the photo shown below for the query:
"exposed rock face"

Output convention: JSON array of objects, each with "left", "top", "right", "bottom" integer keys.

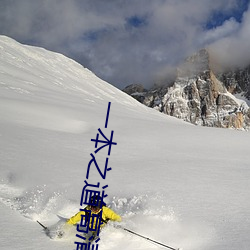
[
  {"left": 217, "top": 66, "right": 250, "bottom": 99},
  {"left": 123, "top": 49, "right": 250, "bottom": 130},
  {"left": 123, "top": 84, "right": 146, "bottom": 95},
  {"left": 122, "top": 84, "right": 147, "bottom": 103}
]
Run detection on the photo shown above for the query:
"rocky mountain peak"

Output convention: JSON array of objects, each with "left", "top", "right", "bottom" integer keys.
[
  {"left": 177, "top": 49, "right": 210, "bottom": 78},
  {"left": 123, "top": 49, "right": 250, "bottom": 130}
]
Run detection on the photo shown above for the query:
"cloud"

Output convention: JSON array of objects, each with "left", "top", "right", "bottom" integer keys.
[
  {"left": 209, "top": 4, "right": 250, "bottom": 69},
  {"left": 0, "top": 0, "right": 249, "bottom": 89},
  {"left": 200, "top": 18, "right": 240, "bottom": 45}
]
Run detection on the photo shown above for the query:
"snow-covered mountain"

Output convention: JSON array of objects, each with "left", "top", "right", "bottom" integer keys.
[
  {"left": 1, "top": 36, "right": 250, "bottom": 250},
  {"left": 124, "top": 49, "right": 250, "bottom": 130}
]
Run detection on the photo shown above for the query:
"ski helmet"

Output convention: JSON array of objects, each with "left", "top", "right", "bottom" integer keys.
[{"left": 90, "top": 195, "right": 106, "bottom": 208}]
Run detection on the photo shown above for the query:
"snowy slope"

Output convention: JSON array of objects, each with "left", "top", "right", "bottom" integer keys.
[{"left": 0, "top": 36, "right": 250, "bottom": 250}]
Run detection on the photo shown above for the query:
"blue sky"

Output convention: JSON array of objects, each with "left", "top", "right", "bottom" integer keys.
[
  {"left": 206, "top": 0, "right": 249, "bottom": 28},
  {"left": 0, "top": 0, "right": 249, "bottom": 89}
]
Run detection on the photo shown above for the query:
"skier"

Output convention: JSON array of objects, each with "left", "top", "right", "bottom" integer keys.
[{"left": 65, "top": 196, "right": 122, "bottom": 240}]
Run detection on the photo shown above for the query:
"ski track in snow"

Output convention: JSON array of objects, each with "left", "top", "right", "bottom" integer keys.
[{"left": 0, "top": 180, "right": 211, "bottom": 250}]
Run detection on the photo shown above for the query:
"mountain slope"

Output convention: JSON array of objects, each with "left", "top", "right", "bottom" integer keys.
[{"left": 0, "top": 36, "right": 250, "bottom": 250}]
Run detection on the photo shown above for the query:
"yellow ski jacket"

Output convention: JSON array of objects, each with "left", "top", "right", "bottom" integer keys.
[{"left": 67, "top": 206, "right": 121, "bottom": 228}]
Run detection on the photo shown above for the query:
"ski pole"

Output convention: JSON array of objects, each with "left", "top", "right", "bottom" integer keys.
[
  {"left": 122, "top": 227, "right": 180, "bottom": 250},
  {"left": 36, "top": 220, "right": 51, "bottom": 235},
  {"left": 37, "top": 220, "right": 48, "bottom": 230}
]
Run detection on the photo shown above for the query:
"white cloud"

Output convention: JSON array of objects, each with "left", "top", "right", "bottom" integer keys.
[
  {"left": 0, "top": 0, "right": 249, "bottom": 88},
  {"left": 200, "top": 18, "right": 240, "bottom": 45},
  {"left": 209, "top": 5, "right": 250, "bottom": 68}
]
